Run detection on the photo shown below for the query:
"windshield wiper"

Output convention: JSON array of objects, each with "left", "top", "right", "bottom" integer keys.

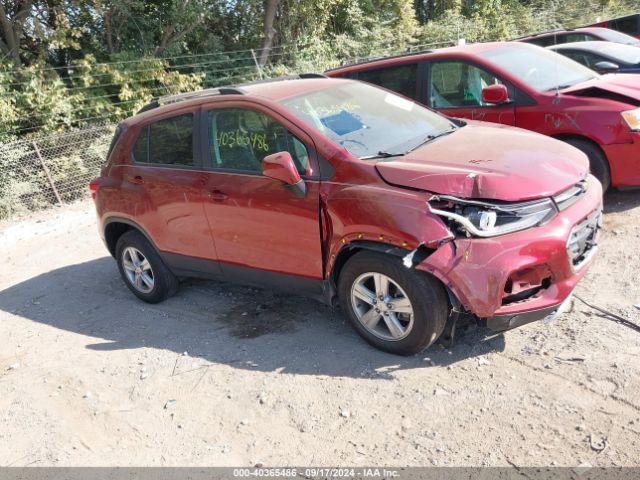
[
  {"left": 406, "top": 127, "right": 457, "bottom": 154},
  {"left": 545, "top": 83, "right": 576, "bottom": 92},
  {"left": 359, "top": 151, "right": 406, "bottom": 160}
]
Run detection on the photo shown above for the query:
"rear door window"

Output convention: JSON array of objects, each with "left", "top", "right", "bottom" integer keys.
[
  {"left": 133, "top": 113, "right": 195, "bottom": 167},
  {"left": 355, "top": 63, "right": 418, "bottom": 99}
]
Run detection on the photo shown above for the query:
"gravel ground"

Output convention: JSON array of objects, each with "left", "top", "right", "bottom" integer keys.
[{"left": 0, "top": 192, "right": 639, "bottom": 467}]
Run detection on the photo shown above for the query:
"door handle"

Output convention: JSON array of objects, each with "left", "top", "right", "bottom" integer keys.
[
  {"left": 209, "top": 190, "right": 229, "bottom": 202},
  {"left": 126, "top": 175, "right": 144, "bottom": 185}
]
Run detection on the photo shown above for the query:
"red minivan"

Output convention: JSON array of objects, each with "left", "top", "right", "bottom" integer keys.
[
  {"left": 327, "top": 42, "right": 640, "bottom": 190},
  {"left": 92, "top": 76, "right": 602, "bottom": 355}
]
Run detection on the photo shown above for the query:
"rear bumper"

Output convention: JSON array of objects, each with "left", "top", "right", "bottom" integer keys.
[
  {"left": 416, "top": 175, "right": 602, "bottom": 321},
  {"left": 484, "top": 294, "right": 573, "bottom": 331}
]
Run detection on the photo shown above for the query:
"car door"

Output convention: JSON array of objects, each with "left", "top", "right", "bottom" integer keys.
[
  {"left": 200, "top": 103, "right": 324, "bottom": 291},
  {"left": 126, "top": 110, "right": 220, "bottom": 266},
  {"left": 426, "top": 60, "right": 516, "bottom": 125}
]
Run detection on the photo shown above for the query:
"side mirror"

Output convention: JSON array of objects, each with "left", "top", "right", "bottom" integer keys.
[
  {"left": 262, "top": 151, "right": 306, "bottom": 198},
  {"left": 481, "top": 84, "right": 510, "bottom": 105},
  {"left": 594, "top": 61, "right": 619, "bottom": 74}
]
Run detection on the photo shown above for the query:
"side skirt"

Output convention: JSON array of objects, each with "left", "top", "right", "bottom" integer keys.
[{"left": 160, "top": 251, "right": 331, "bottom": 304}]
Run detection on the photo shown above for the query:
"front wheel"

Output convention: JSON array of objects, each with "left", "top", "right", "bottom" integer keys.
[{"left": 338, "top": 251, "right": 449, "bottom": 355}]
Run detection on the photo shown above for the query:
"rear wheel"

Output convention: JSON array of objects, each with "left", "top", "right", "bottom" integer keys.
[
  {"left": 115, "top": 230, "right": 178, "bottom": 303},
  {"left": 564, "top": 138, "right": 610, "bottom": 191},
  {"left": 338, "top": 251, "right": 448, "bottom": 355}
]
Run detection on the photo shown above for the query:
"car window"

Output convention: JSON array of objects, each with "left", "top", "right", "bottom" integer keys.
[
  {"left": 430, "top": 61, "right": 503, "bottom": 108},
  {"left": 133, "top": 113, "right": 194, "bottom": 166},
  {"left": 611, "top": 16, "right": 639, "bottom": 36},
  {"left": 594, "top": 27, "right": 640, "bottom": 45},
  {"left": 207, "top": 108, "right": 309, "bottom": 175},
  {"left": 564, "top": 33, "right": 594, "bottom": 43},
  {"left": 479, "top": 44, "right": 598, "bottom": 92},
  {"left": 279, "top": 81, "right": 455, "bottom": 159},
  {"left": 561, "top": 50, "right": 605, "bottom": 68},
  {"left": 524, "top": 35, "right": 558, "bottom": 47},
  {"left": 355, "top": 63, "right": 418, "bottom": 99},
  {"left": 595, "top": 42, "right": 640, "bottom": 64}
]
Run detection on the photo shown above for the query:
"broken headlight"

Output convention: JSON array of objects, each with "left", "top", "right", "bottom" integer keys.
[
  {"left": 621, "top": 108, "right": 640, "bottom": 131},
  {"left": 428, "top": 196, "right": 557, "bottom": 238}
]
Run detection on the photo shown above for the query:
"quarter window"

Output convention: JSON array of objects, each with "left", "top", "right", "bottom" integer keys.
[
  {"left": 430, "top": 61, "right": 503, "bottom": 108},
  {"left": 207, "top": 109, "right": 309, "bottom": 175},
  {"left": 356, "top": 63, "right": 418, "bottom": 99},
  {"left": 133, "top": 113, "right": 194, "bottom": 166}
]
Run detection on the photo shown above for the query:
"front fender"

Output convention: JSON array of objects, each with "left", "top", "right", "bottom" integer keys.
[{"left": 322, "top": 182, "right": 454, "bottom": 276}]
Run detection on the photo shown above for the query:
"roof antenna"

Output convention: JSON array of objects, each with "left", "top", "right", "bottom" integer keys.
[{"left": 553, "top": 31, "right": 561, "bottom": 104}]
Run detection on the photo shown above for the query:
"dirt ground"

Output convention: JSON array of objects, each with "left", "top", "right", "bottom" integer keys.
[{"left": 1, "top": 191, "right": 639, "bottom": 467}]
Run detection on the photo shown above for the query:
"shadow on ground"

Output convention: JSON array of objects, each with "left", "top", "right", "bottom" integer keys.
[
  {"left": 604, "top": 188, "right": 640, "bottom": 214},
  {"left": 0, "top": 258, "right": 504, "bottom": 379}
]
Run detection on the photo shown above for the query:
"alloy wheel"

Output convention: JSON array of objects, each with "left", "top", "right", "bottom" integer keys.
[
  {"left": 122, "top": 247, "right": 155, "bottom": 294},
  {"left": 350, "top": 272, "right": 414, "bottom": 341}
]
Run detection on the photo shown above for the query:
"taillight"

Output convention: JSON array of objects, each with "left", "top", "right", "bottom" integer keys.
[{"left": 89, "top": 178, "right": 101, "bottom": 200}]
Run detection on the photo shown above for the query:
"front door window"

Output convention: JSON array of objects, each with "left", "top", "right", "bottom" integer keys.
[
  {"left": 207, "top": 108, "right": 309, "bottom": 175},
  {"left": 430, "top": 61, "right": 504, "bottom": 108}
]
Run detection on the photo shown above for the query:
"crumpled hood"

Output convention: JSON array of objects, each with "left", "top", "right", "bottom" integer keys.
[
  {"left": 375, "top": 122, "right": 589, "bottom": 201},
  {"left": 562, "top": 74, "right": 640, "bottom": 106}
]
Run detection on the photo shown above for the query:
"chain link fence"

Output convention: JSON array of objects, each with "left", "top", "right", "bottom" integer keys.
[{"left": 0, "top": 124, "right": 115, "bottom": 220}]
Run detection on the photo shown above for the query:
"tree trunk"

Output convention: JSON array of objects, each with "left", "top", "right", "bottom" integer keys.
[
  {"left": 0, "top": 1, "right": 29, "bottom": 65},
  {"left": 258, "top": 0, "right": 280, "bottom": 67},
  {"left": 104, "top": 9, "right": 115, "bottom": 54}
]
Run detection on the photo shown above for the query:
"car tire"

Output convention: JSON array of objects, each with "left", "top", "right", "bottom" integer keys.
[
  {"left": 115, "top": 230, "right": 179, "bottom": 303},
  {"left": 338, "top": 251, "right": 449, "bottom": 355},
  {"left": 564, "top": 138, "right": 610, "bottom": 191}
]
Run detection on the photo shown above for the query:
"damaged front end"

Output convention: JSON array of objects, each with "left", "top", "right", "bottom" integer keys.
[{"left": 409, "top": 178, "right": 601, "bottom": 337}]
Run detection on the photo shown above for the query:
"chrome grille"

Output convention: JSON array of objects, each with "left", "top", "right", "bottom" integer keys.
[
  {"left": 566, "top": 209, "right": 601, "bottom": 271},
  {"left": 554, "top": 180, "right": 587, "bottom": 211}
]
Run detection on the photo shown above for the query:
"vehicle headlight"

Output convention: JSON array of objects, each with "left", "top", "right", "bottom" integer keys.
[
  {"left": 428, "top": 195, "right": 557, "bottom": 238},
  {"left": 621, "top": 108, "right": 640, "bottom": 131}
]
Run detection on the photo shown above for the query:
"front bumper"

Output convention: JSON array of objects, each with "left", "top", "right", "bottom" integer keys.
[
  {"left": 416, "top": 175, "right": 602, "bottom": 320},
  {"left": 484, "top": 294, "right": 573, "bottom": 331}
]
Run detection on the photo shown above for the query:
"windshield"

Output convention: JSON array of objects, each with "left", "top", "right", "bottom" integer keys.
[
  {"left": 479, "top": 44, "right": 598, "bottom": 91},
  {"left": 596, "top": 42, "right": 640, "bottom": 64},
  {"left": 596, "top": 28, "right": 640, "bottom": 46},
  {"left": 279, "top": 82, "right": 456, "bottom": 159}
]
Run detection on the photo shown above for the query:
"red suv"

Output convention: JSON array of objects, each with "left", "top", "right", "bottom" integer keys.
[
  {"left": 91, "top": 76, "right": 602, "bottom": 355},
  {"left": 327, "top": 42, "right": 640, "bottom": 190}
]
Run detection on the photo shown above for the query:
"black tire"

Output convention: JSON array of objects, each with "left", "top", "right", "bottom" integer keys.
[
  {"left": 115, "top": 230, "right": 179, "bottom": 303},
  {"left": 338, "top": 251, "right": 449, "bottom": 355},
  {"left": 564, "top": 138, "right": 610, "bottom": 191}
]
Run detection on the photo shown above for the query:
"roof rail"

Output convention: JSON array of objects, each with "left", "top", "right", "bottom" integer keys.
[
  {"left": 158, "top": 86, "right": 245, "bottom": 105},
  {"left": 136, "top": 87, "right": 245, "bottom": 114},
  {"left": 325, "top": 49, "right": 434, "bottom": 72},
  {"left": 136, "top": 74, "right": 327, "bottom": 114}
]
